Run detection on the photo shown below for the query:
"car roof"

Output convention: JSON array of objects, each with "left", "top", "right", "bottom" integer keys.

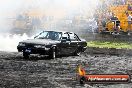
[{"left": 43, "top": 30, "right": 74, "bottom": 34}]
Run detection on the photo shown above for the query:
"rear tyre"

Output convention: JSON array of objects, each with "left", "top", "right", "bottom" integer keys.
[{"left": 23, "top": 52, "right": 29, "bottom": 59}]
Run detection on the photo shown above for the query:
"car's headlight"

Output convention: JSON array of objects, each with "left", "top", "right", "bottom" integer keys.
[
  {"left": 19, "top": 43, "right": 25, "bottom": 46},
  {"left": 34, "top": 45, "right": 45, "bottom": 48}
]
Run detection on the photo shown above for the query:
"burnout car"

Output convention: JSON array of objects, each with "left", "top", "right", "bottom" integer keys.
[{"left": 17, "top": 31, "right": 87, "bottom": 59}]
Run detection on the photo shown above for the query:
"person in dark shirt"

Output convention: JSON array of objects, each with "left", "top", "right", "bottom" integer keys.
[{"left": 110, "top": 13, "right": 120, "bottom": 34}]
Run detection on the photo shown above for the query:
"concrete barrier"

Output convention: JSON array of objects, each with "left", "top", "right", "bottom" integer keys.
[
  {"left": 85, "top": 47, "right": 132, "bottom": 56},
  {"left": 79, "top": 33, "right": 132, "bottom": 42}
]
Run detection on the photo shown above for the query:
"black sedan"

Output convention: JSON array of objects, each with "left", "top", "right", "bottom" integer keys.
[{"left": 17, "top": 31, "right": 87, "bottom": 59}]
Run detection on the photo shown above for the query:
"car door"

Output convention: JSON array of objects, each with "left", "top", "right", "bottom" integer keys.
[
  {"left": 68, "top": 32, "right": 79, "bottom": 54},
  {"left": 59, "top": 32, "right": 71, "bottom": 55}
]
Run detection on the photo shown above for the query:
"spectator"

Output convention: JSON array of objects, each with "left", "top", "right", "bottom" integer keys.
[
  {"left": 128, "top": 4, "right": 132, "bottom": 11},
  {"left": 121, "top": 0, "right": 126, "bottom": 5},
  {"left": 106, "top": 10, "right": 113, "bottom": 20},
  {"left": 126, "top": 12, "right": 132, "bottom": 35},
  {"left": 110, "top": 13, "right": 120, "bottom": 34}
]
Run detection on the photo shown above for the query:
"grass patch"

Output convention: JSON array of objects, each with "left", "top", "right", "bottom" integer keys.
[{"left": 87, "top": 41, "right": 132, "bottom": 49}]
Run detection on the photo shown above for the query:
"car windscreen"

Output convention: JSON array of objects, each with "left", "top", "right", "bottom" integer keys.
[{"left": 35, "top": 31, "right": 62, "bottom": 40}]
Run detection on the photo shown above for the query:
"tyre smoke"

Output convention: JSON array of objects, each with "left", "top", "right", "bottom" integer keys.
[{"left": 0, "top": 33, "right": 29, "bottom": 52}]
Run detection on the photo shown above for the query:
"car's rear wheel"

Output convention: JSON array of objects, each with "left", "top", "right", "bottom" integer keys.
[
  {"left": 49, "top": 47, "right": 56, "bottom": 59},
  {"left": 23, "top": 52, "right": 29, "bottom": 59}
]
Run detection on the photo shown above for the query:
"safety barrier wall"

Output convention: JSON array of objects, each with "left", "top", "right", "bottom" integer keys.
[{"left": 85, "top": 47, "right": 132, "bottom": 56}]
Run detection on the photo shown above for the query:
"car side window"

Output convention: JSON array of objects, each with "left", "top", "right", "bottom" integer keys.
[
  {"left": 61, "top": 33, "right": 70, "bottom": 41},
  {"left": 74, "top": 33, "right": 81, "bottom": 41},
  {"left": 53, "top": 32, "right": 62, "bottom": 40},
  {"left": 69, "top": 33, "right": 79, "bottom": 41}
]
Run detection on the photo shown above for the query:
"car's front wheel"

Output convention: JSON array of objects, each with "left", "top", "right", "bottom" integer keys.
[{"left": 23, "top": 52, "right": 29, "bottom": 59}]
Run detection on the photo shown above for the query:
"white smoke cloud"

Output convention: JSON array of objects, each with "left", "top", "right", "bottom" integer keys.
[{"left": 0, "top": 33, "right": 29, "bottom": 52}]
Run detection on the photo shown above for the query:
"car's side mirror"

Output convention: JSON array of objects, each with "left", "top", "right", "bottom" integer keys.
[{"left": 61, "top": 37, "right": 67, "bottom": 43}]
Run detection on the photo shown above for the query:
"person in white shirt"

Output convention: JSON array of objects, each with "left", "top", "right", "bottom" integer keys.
[{"left": 126, "top": 12, "right": 132, "bottom": 35}]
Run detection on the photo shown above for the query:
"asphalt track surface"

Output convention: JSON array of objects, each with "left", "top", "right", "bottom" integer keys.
[{"left": 0, "top": 51, "right": 132, "bottom": 88}]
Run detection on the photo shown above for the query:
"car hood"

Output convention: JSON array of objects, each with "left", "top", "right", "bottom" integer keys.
[{"left": 20, "top": 39, "right": 59, "bottom": 45}]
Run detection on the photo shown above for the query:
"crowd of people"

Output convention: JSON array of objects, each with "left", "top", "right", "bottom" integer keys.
[{"left": 95, "top": 0, "right": 132, "bottom": 35}]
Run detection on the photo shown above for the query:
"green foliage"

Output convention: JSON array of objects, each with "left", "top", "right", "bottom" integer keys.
[{"left": 87, "top": 41, "right": 132, "bottom": 49}]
